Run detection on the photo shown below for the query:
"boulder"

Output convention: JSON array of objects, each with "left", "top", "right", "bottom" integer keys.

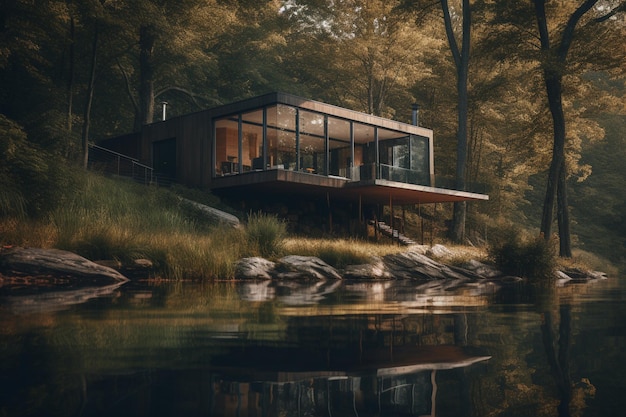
[
  {"left": 181, "top": 198, "right": 240, "bottom": 228},
  {"left": 0, "top": 247, "right": 128, "bottom": 284},
  {"left": 234, "top": 257, "right": 275, "bottom": 280},
  {"left": 460, "top": 259, "right": 502, "bottom": 278},
  {"left": 343, "top": 257, "right": 392, "bottom": 280},
  {"left": 427, "top": 244, "right": 453, "bottom": 258},
  {"left": 383, "top": 250, "right": 470, "bottom": 281},
  {"left": 275, "top": 255, "right": 342, "bottom": 280}
]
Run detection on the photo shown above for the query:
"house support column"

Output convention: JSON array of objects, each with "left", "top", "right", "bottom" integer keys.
[
  {"left": 419, "top": 203, "right": 424, "bottom": 245},
  {"left": 327, "top": 192, "right": 333, "bottom": 234},
  {"left": 432, "top": 203, "right": 437, "bottom": 246},
  {"left": 389, "top": 194, "right": 394, "bottom": 245},
  {"left": 358, "top": 194, "right": 362, "bottom": 224}
]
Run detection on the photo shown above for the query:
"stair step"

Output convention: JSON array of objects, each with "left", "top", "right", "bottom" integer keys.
[{"left": 369, "top": 220, "right": 416, "bottom": 246}]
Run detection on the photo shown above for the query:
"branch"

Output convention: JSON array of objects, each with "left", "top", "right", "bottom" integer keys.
[
  {"left": 154, "top": 86, "right": 220, "bottom": 109},
  {"left": 595, "top": 2, "right": 626, "bottom": 22},
  {"left": 533, "top": 0, "right": 551, "bottom": 50},
  {"left": 441, "top": 0, "right": 461, "bottom": 68},
  {"left": 116, "top": 59, "right": 138, "bottom": 116},
  {"left": 557, "top": 0, "right": 598, "bottom": 61}
]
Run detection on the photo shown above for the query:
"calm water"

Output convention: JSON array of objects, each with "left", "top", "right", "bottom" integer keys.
[{"left": 0, "top": 275, "right": 624, "bottom": 417}]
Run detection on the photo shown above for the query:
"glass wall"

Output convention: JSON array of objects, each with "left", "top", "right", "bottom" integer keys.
[
  {"left": 299, "top": 110, "right": 325, "bottom": 174},
  {"left": 353, "top": 123, "right": 376, "bottom": 181},
  {"left": 328, "top": 117, "right": 351, "bottom": 177},
  {"left": 213, "top": 101, "right": 430, "bottom": 185},
  {"left": 267, "top": 104, "right": 297, "bottom": 169}
]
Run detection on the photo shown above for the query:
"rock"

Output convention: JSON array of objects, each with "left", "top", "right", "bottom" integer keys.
[
  {"left": 383, "top": 250, "right": 470, "bottom": 280},
  {"left": 93, "top": 259, "right": 123, "bottom": 269},
  {"left": 133, "top": 258, "right": 153, "bottom": 269},
  {"left": 181, "top": 198, "right": 240, "bottom": 228},
  {"left": 556, "top": 270, "right": 573, "bottom": 286},
  {"left": 557, "top": 268, "right": 608, "bottom": 283},
  {"left": 234, "top": 257, "right": 275, "bottom": 280},
  {"left": 427, "top": 244, "right": 453, "bottom": 258},
  {"left": 460, "top": 259, "right": 502, "bottom": 278},
  {"left": 343, "top": 257, "right": 392, "bottom": 280},
  {"left": 275, "top": 255, "right": 342, "bottom": 280},
  {"left": 407, "top": 244, "right": 430, "bottom": 255},
  {"left": 0, "top": 247, "right": 128, "bottom": 283}
]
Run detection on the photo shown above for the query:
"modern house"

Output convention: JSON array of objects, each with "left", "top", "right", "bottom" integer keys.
[{"left": 98, "top": 92, "right": 488, "bottom": 239}]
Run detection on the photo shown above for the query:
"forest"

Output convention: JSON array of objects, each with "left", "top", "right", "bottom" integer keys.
[{"left": 1, "top": 0, "right": 625, "bottom": 264}]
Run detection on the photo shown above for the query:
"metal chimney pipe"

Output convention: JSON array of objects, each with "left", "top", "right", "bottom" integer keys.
[
  {"left": 161, "top": 101, "right": 168, "bottom": 121},
  {"left": 411, "top": 103, "right": 420, "bottom": 126}
]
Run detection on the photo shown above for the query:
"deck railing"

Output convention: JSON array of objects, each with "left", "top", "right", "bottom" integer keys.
[
  {"left": 348, "top": 163, "right": 430, "bottom": 186},
  {"left": 348, "top": 163, "right": 488, "bottom": 194},
  {"left": 88, "top": 144, "right": 155, "bottom": 185}
]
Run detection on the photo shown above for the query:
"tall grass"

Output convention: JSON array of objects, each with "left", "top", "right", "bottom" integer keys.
[
  {"left": 2, "top": 171, "right": 493, "bottom": 280},
  {"left": 283, "top": 238, "right": 400, "bottom": 269},
  {"left": 243, "top": 212, "right": 287, "bottom": 258},
  {"left": 0, "top": 173, "right": 249, "bottom": 279}
]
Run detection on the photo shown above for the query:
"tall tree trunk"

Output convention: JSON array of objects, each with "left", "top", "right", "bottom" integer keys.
[
  {"left": 534, "top": 0, "right": 596, "bottom": 257},
  {"left": 81, "top": 22, "right": 98, "bottom": 169},
  {"left": 441, "top": 0, "right": 471, "bottom": 243},
  {"left": 137, "top": 24, "right": 156, "bottom": 130},
  {"left": 539, "top": 73, "right": 565, "bottom": 241},
  {"left": 451, "top": 70, "right": 468, "bottom": 242},
  {"left": 66, "top": 14, "right": 75, "bottom": 133},
  {"left": 557, "top": 160, "right": 572, "bottom": 257}
]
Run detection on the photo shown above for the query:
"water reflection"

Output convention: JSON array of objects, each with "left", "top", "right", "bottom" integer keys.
[
  {"left": 0, "top": 281, "right": 125, "bottom": 314},
  {"left": 206, "top": 344, "right": 489, "bottom": 417},
  {"left": 0, "top": 276, "right": 624, "bottom": 416}
]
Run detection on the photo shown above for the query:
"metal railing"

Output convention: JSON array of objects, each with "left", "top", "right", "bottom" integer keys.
[
  {"left": 88, "top": 144, "right": 155, "bottom": 185},
  {"left": 348, "top": 163, "right": 488, "bottom": 194},
  {"left": 348, "top": 163, "right": 430, "bottom": 186}
]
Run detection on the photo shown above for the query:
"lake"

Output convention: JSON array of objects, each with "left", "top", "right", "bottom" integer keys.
[{"left": 0, "top": 274, "right": 624, "bottom": 417}]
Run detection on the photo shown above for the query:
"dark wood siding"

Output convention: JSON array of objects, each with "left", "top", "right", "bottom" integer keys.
[{"left": 141, "top": 112, "right": 213, "bottom": 188}]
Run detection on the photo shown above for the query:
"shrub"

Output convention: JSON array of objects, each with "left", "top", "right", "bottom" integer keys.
[
  {"left": 244, "top": 212, "right": 286, "bottom": 258},
  {"left": 0, "top": 115, "right": 79, "bottom": 219},
  {"left": 489, "top": 228, "right": 556, "bottom": 279}
]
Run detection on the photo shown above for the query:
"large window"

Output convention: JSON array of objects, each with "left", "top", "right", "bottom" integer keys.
[
  {"left": 328, "top": 117, "right": 351, "bottom": 177},
  {"left": 213, "top": 101, "right": 430, "bottom": 185},
  {"left": 298, "top": 110, "right": 325, "bottom": 174},
  {"left": 267, "top": 104, "right": 297, "bottom": 169}
]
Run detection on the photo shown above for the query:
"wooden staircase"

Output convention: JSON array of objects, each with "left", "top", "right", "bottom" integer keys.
[{"left": 370, "top": 220, "right": 417, "bottom": 246}]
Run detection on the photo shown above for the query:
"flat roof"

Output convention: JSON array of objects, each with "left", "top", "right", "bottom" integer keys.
[{"left": 208, "top": 92, "right": 434, "bottom": 138}]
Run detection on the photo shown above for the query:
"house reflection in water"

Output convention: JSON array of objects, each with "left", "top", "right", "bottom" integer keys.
[{"left": 207, "top": 344, "right": 490, "bottom": 417}]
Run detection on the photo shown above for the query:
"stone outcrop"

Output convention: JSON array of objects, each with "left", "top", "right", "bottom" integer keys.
[
  {"left": 0, "top": 247, "right": 128, "bottom": 284},
  {"left": 343, "top": 257, "right": 391, "bottom": 280},
  {"left": 181, "top": 198, "right": 240, "bottom": 228},
  {"left": 275, "top": 255, "right": 343, "bottom": 280},
  {"left": 382, "top": 251, "right": 473, "bottom": 281},
  {"left": 1, "top": 245, "right": 608, "bottom": 286},
  {"left": 235, "top": 257, "right": 276, "bottom": 280},
  {"left": 235, "top": 249, "right": 493, "bottom": 282},
  {"left": 235, "top": 255, "right": 342, "bottom": 280}
]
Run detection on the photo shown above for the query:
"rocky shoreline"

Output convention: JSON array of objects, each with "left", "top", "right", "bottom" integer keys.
[{"left": 0, "top": 245, "right": 607, "bottom": 292}]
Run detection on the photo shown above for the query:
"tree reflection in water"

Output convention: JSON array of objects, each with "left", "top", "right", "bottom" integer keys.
[{"left": 541, "top": 304, "right": 573, "bottom": 417}]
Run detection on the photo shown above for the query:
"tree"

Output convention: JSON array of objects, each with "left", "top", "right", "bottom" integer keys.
[
  {"left": 531, "top": 0, "right": 625, "bottom": 257},
  {"left": 441, "top": 0, "right": 472, "bottom": 243},
  {"left": 281, "top": 0, "right": 435, "bottom": 118},
  {"left": 400, "top": 0, "right": 473, "bottom": 243}
]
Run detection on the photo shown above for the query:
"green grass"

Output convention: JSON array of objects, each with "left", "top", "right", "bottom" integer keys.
[{"left": 0, "top": 172, "right": 410, "bottom": 279}]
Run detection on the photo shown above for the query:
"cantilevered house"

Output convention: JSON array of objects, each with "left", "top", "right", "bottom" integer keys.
[{"left": 98, "top": 92, "right": 488, "bottom": 240}]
